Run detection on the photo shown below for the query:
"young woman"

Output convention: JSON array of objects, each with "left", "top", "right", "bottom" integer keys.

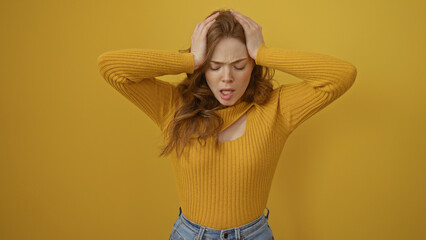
[{"left": 97, "top": 9, "right": 357, "bottom": 240}]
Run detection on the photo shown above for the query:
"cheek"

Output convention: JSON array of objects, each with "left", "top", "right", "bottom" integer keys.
[
  {"left": 241, "top": 64, "right": 254, "bottom": 84},
  {"left": 240, "top": 71, "right": 252, "bottom": 86},
  {"left": 205, "top": 72, "right": 217, "bottom": 89}
]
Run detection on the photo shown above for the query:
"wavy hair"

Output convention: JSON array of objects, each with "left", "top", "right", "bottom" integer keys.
[{"left": 160, "top": 9, "right": 275, "bottom": 158}]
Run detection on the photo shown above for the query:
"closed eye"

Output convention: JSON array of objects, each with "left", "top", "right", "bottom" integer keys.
[{"left": 209, "top": 65, "right": 246, "bottom": 71}]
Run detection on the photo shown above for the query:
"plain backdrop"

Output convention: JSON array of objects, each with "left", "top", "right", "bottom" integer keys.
[{"left": 1, "top": 0, "right": 425, "bottom": 239}]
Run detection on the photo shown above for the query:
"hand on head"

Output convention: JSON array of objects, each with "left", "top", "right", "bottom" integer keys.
[
  {"left": 190, "top": 10, "right": 265, "bottom": 70},
  {"left": 191, "top": 12, "right": 220, "bottom": 70},
  {"left": 230, "top": 9, "right": 265, "bottom": 61}
]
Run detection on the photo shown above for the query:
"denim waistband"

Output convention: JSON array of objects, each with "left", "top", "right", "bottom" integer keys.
[{"left": 177, "top": 206, "right": 270, "bottom": 239}]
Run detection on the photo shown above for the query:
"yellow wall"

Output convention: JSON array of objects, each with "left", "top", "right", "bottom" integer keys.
[{"left": 1, "top": 0, "right": 425, "bottom": 239}]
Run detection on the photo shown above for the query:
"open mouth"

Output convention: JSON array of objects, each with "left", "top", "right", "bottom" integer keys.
[
  {"left": 220, "top": 90, "right": 234, "bottom": 100},
  {"left": 220, "top": 90, "right": 234, "bottom": 94}
]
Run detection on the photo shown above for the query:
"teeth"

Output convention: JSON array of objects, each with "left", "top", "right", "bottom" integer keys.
[{"left": 222, "top": 90, "right": 233, "bottom": 94}]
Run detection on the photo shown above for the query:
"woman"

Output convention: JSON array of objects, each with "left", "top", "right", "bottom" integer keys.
[{"left": 97, "top": 9, "right": 357, "bottom": 240}]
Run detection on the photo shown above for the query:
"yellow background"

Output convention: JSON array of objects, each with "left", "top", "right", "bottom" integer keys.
[{"left": 1, "top": 0, "right": 425, "bottom": 239}]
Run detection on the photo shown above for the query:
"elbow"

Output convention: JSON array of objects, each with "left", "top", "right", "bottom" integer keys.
[
  {"left": 97, "top": 53, "right": 110, "bottom": 75},
  {"left": 96, "top": 52, "right": 134, "bottom": 84},
  {"left": 339, "top": 62, "right": 357, "bottom": 91},
  {"left": 97, "top": 53, "right": 117, "bottom": 83},
  {"left": 347, "top": 64, "right": 357, "bottom": 88},
  {"left": 97, "top": 54, "right": 107, "bottom": 77},
  {"left": 329, "top": 63, "right": 357, "bottom": 95}
]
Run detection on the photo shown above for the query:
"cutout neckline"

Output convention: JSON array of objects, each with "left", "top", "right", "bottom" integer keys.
[
  {"left": 214, "top": 101, "right": 254, "bottom": 144},
  {"left": 217, "top": 113, "right": 247, "bottom": 143}
]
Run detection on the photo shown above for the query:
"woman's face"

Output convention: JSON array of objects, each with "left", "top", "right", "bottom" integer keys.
[{"left": 205, "top": 37, "right": 255, "bottom": 106}]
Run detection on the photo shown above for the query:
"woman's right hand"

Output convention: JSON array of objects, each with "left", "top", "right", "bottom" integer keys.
[{"left": 190, "top": 12, "right": 220, "bottom": 70}]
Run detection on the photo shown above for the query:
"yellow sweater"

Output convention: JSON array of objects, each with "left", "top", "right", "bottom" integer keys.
[{"left": 97, "top": 44, "right": 357, "bottom": 229}]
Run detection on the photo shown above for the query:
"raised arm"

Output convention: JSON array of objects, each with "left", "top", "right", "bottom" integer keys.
[
  {"left": 256, "top": 44, "right": 357, "bottom": 132},
  {"left": 97, "top": 49, "right": 194, "bottom": 83},
  {"left": 97, "top": 49, "right": 194, "bottom": 129},
  {"left": 97, "top": 11, "right": 221, "bottom": 130},
  {"left": 230, "top": 9, "right": 357, "bottom": 133}
]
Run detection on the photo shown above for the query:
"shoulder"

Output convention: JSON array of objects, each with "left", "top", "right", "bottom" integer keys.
[
  {"left": 251, "top": 86, "right": 281, "bottom": 114},
  {"left": 263, "top": 86, "right": 281, "bottom": 105}
]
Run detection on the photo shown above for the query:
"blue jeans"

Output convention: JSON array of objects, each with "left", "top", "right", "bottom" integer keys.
[{"left": 169, "top": 206, "right": 274, "bottom": 240}]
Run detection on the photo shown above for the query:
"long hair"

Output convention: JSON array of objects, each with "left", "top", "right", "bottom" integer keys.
[{"left": 160, "top": 9, "right": 275, "bottom": 158}]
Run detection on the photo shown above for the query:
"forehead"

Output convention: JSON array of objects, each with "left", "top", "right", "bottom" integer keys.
[{"left": 210, "top": 38, "right": 248, "bottom": 62}]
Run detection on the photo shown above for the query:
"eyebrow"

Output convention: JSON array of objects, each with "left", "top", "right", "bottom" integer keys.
[{"left": 210, "top": 58, "right": 248, "bottom": 64}]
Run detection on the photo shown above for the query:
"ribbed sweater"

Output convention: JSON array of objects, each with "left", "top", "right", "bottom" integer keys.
[{"left": 97, "top": 43, "right": 357, "bottom": 229}]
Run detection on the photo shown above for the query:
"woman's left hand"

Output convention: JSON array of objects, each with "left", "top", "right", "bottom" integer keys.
[{"left": 230, "top": 9, "right": 265, "bottom": 61}]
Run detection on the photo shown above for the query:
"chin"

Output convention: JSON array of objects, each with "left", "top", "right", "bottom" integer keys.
[
  {"left": 222, "top": 102, "right": 234, "bottom": 106},
  {"left": 218, "top": 98, "right": 238, "bottom": 106}
]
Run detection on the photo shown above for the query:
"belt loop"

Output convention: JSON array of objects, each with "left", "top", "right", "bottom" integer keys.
[
  {"left": 196, "top": 226, "right": 206, "bottom": 240},
  {"left": 178, "top": 206, "right": 182, "bottom": 216},
  {"left": 265, "top": 207, "right": 270, "bottom": 220},
  {"left": 235, "top": 228, "right": 241, "bottom": 240}
]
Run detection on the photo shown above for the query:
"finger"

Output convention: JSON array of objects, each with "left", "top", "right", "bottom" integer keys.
[
  {"left": 237, "top": 15, "right": 257, "bottom": 29},
  {"left": 230, "top": 9, "right": 249, "bottom": 21},
  {"left": 200, "top": 19, "right": 216, "bottom": 37},
  {"left": 194, "top": 12, "right": 219, "bottom": 34},
  {"left": 231, "top": 10, "right": 257, "bottom": 28},
  {"left": 193, "top": 20, "right": 214, "bottom": 37},
  {"left": 193, "top": 22, "right": 201, "bottom": 34},
  {"left": 234, "top": 14, "right": 255, "bottom": 31},
  {"left": 203, "top": 11, "right": 220, "bottom": 23}
]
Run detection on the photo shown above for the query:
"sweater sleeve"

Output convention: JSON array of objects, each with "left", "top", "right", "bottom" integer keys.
[
  {"left": 97, "top": 49, "right": 195, "bottom": 129},
  {"left": 255, "top": 44, "right": 357, "bottom": 133}
]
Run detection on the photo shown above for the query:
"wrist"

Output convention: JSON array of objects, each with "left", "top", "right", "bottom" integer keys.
[
  {"left": 254, "top": 43, "right": 266, "bottom": 65},
  {"left": 192, "top": 53, "right": 202, "bottom": 70}
]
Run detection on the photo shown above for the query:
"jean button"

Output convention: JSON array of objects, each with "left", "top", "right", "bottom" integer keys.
[{"left": 224, "top": 233, "right": 228, "bottom": 238}]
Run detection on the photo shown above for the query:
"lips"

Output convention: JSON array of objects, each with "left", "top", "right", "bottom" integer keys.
[
  {"left": 220, "top": 88, "right": 235, "bottom": 94},
  {"left": 219, "top": 88, "right": 235, "bottom": 100},
  {"left": 221, "top": 90, "right": 234, "bottom": 94}
]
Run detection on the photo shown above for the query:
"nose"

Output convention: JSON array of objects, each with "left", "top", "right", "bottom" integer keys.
[{"left": 221, "top": 66, "right": 233, "bottom": 83}]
